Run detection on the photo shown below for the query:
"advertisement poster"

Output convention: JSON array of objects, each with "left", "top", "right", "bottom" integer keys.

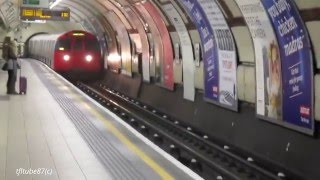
[
  {"left": 91, "top": 17, "right": 105, "bottom": 43},
  {"left": 162, "top": 3, "right": 195, "bottom": 101},
  {"left": 124, "top": 7, "right": 150, "bottom": 82},
  {"left": 81, "top": 19, "right": 95, "bottom": 34},
  {"left": 198, "top": 0, "right": 238, "bottom": 111},
  {"left": 102, "top": 23, "right": 119, "bottom": 71},
  {"left": 261, "top": 0, "right": 314, "bottom": 134},
  {"left": 1, "top": 1, "right": 19, "bottom": 29},
  {"left": 235, "top": 0, "right": 283, "bottom": 121},
  {"left": 143, "top": 2, "right": 174, "bottom": 90},
  {"left": 179, "top": 0, "right": 219, "bottom": 102},
  {"left": 135, "top": 3, "right": 161, "bottom": 79},
  {"left": 106, "top": 11, "right": 132, "bottom": 77}
]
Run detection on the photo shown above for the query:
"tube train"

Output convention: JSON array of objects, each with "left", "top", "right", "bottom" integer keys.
[{"left": 28, "top": 30, "right": 103, "bottom": 79}]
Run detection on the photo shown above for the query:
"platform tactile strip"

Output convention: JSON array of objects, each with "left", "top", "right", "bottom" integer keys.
[{"left": 31, "top": 62, "right": 145, "bottom": 180}]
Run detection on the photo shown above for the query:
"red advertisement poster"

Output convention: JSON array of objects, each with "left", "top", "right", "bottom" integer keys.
[{"left": 143, "top": 2, "right": 174, "bottom": 90}]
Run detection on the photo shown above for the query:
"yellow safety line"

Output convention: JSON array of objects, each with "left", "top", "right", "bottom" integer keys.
[{"left": 82, "top": 103, "right": 174, "bottom": 180}]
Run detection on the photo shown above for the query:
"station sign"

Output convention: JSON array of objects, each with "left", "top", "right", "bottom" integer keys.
[
  {"left": 23, "top": 0, "right": 40, "bottom": 5},
  {"left": 20, "top": 7, "right": 70, "bottom": 21},
  {"left": 22, "top": 0, "right": 49, "bottom": 8}
]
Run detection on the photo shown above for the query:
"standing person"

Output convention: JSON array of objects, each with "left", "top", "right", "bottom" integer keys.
[
  {"left": 2, "top": 36, "right": 11, "bottom": 60},
  {"left": 6, "top": 40, "right": 20, "bottom": 95}
]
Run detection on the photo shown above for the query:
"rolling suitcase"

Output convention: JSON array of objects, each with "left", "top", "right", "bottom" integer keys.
[
  {"left": 19, "top": 76, "right": 27, "bottom": 94},
  {"left": 18, "top": 59, "right": 27, "bottom": 95}
]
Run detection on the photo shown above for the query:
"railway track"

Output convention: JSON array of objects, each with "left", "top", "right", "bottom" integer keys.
[{"left": 76, "top": 81, "right": 303, "bottom": 180}]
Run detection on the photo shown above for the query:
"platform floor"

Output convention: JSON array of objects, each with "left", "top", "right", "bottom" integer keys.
[{"left": 0, "top": 59, "right": 201, "bottom": 180}]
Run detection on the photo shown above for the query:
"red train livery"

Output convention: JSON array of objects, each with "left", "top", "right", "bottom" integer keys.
[{"left": 28, "top": 30, "right": 103, "bottom": 78}]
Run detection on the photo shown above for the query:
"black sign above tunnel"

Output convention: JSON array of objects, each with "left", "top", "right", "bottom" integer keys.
[{"left": 20, "top": 7, "right": 70, "bottom": 21}]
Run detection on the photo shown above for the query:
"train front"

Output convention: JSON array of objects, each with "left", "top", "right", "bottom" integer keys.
[{"left": 54, "top": 31, "right": 103, "bottom": 79}]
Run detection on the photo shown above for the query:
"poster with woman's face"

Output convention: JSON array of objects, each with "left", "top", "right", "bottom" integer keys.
[
  {"left": 235, "top": 0, "right": 282, "bottom": 121},
  {"left": 262, "top": 0, "right": 314, "bottom": 135},
  {"left": 266, "top": 42, "right": 282, "bottom": 119},
  {"left": 237, "top": 0, "right": 314, "bottom": 135}
]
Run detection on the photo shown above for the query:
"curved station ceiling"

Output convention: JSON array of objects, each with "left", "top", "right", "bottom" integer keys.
[{"left": 0, "top": 0, "right": 317, "bottom": 42}]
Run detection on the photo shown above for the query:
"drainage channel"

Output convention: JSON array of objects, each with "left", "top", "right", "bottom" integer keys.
[{"left": 76, "top": 81, "right": 303, "bottom": 180}]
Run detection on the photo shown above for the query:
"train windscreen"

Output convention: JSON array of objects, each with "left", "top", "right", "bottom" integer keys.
[
  {"left": 85, "top": 40, "right": 100, "bottom": 51},
  {"left": 73, "top": 37, "right": 83, "bottom": 51},
  {"left": 55, "top": 39, "right": 71, "bottom": 51}
]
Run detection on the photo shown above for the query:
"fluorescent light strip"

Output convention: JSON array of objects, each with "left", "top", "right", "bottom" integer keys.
[
  {"left": 50, "top": 0, "right": 63, "bottom": 9},
  {"left": 22, "top": 20, "right": 47, "bottom": 23}
]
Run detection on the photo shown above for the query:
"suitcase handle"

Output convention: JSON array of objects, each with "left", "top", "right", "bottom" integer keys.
[{"left": 18, "top": 58, "right": 22, "bottom": 78}]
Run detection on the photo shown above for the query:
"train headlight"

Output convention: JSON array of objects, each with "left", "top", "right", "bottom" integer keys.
[
  {"left": 85, "top": 55, "right": 93, "bottom": 62},
  {"left": 63, "top": 55, "right": 70, "bottom": 61}
]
